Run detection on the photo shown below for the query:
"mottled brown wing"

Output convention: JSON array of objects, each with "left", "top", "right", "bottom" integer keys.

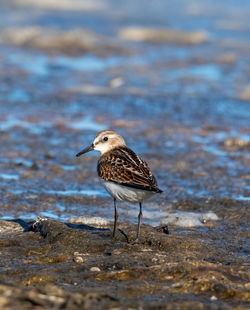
[{"left": 97, "top": 147, "right": 162, "bottom": 192}]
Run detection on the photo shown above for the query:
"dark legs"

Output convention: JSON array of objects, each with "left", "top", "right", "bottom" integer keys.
[
  {"left": 112, "top": 199, "right": 142, "bottom": 240},
  {"left": 136, "top": 202, "right": 142, "bottom": 239},
  {"left": 112, "top": 198, "right": 118, "bottom": 238}
]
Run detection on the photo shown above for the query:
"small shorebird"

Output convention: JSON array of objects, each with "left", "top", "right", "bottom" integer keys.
[{"left": 76, "top": 130, "right": 163, "bottom": 239}]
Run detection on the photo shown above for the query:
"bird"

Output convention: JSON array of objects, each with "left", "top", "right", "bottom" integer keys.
[{"left": 76, "top": 130, "right": 163, "bottom": 240}]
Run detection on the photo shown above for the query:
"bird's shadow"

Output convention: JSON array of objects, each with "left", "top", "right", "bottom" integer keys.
[
  {"left": 8, "top": 218, "right": 33, "bottom": 231},
  {"left": 66, "top": 222, "right": 109, "bottom": 231},
  {"left": 66, "top": 223, "right": 129, "bottom": 242},
  {"left": 6, "top": 218, "right": 129, "bottom": 242}
]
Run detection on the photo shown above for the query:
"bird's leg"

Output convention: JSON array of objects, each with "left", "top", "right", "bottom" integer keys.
[
  {"left": 136, "top": 202, "right": 142, "bottom": 240},
  {"left": 112, "top": 198, "right": 118, "bottom": 238}
]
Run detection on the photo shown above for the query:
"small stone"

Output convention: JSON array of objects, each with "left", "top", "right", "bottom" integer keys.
[
  {"left": 112, "top": 249, "right": 122, "bottom": 255},
  {"left": 158, "top": 226, "right": 169, "bottom": 235},
  {"left": 109, "top": 77, "right": 124, "bottom": 88},
  {"left": 29, "top": 162, "right": 39, "bottom": 170},
  {"left": 73, "top": 256, "right": 84, "bottom": 263},
  {"left": 90, "top": 267, "right": 101, "bottom": 272},
  {"left": 224, "top": 138, "right": 250, "bottom": 151},
  {"left": 44, "top": 152, "right": 55, "bottom": 159}
]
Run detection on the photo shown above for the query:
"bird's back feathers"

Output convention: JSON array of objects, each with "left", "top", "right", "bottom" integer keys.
[{"left": 97, "top": 146, "right": 163, "bottom": 193}]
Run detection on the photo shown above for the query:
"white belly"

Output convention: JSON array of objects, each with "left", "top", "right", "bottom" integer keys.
[{"left": 101, "top": 179, "right": 154, "bottom": 203}]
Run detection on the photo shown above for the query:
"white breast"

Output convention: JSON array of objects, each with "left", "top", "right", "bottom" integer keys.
[{"left": 100, "top": 179, "right": 154, "bottom": 203}]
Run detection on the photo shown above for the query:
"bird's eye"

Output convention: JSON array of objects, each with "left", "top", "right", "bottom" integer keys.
[{"left": 103, "top": 137, "right": 108, "bottom": 142}]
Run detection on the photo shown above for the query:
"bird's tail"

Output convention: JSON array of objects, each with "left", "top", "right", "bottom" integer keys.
[{"left": 154, "top": 187, "right": 163, "bottom": 193}]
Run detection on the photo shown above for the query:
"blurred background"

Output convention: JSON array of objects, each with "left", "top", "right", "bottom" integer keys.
[{"left": 0, "top": 0, "right": 249, "bottom": 225}]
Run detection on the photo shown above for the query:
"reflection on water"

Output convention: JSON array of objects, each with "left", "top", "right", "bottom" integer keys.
[
  {"left": 0, "top": 173, "right": 19, "bottom": 180},
  {"left": 171, "top": 64, "right": 221, "bottom": 80},
  {"left": 46, "top": 189, "right": 108, "bottom": 197},
  {"left": 8, "top": 88, "right": 29, "bottom": 102},
  {"left": 235, "top": 195, "right": 250, "bottom": 201},
  {"left": 0, "top": 114, "right": 105, "bottom": 134},
  {"left": 67, "top": 116, "right": 105, "bottom": 131},
  {"left": 55, "top": 55, "right": 122, "bottom": 71}
]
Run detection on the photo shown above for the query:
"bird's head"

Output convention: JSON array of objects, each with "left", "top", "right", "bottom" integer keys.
[{"left": 76, "top": 130, "right": 126, "bottom": 157}]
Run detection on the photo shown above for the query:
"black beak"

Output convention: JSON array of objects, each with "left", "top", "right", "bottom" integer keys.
[{"left": 76, "top": 144, "right": 94, "bottom": 157}]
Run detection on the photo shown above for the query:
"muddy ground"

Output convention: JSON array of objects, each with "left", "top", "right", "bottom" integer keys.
[
  {"left": 0, "top": 0, "right": 249, "bottom": 309},
  {"left": 0, "top": 210, "right": 249, "bottom": 310}
]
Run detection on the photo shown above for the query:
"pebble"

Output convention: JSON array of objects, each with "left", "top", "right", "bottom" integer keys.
[
  {"left": 90, "top": 267, "right": 101, "bottom": 272},
  {"left": 112, "top": 249, "right": 121, "bottom": 255},
  {"left": 73, "top": 256, "right": 84, "bottom": 263}
]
